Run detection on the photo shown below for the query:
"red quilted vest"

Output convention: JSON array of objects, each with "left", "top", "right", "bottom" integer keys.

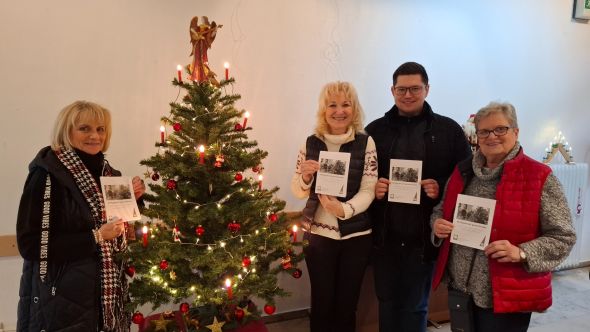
[{"left": 432, "top": 150, "right": 552, "bottom": 313}]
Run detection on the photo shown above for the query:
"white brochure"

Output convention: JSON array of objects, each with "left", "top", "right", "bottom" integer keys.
[
  {"left": 450, "top": 194, "right": 496, "bottom": 250},
  {"left": 388, "top": 159, "right": 422, "bottom": 204},
  {"left": 100, "top": 176, "right": 141, "bottom": 222},
  {"left": 315, "top": 151, "right": 351, "bottom": 198}
]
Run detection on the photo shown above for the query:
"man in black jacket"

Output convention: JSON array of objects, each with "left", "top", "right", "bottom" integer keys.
[{"left": 365, "top": 62, "right": 471, "bottom": 332}]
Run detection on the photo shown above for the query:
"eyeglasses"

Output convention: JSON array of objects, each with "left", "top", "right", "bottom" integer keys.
[
  {"left": 393, "top": 86, "right": 424, "bottom": 96},
  {"left": 475, "top": 126, "right": 513, "bottom": 138}
]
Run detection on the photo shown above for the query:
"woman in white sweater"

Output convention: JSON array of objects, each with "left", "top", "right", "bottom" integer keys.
[{"left": 291, "top": 81, "right": 377, "bottom": 332}]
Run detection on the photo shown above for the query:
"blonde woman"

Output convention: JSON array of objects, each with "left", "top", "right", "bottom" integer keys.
[
  {"left": 17, "top": 101, "right": 145, "bottom": 331},
  {"left": 291, "top": 82, "right": 378, "bottom": 332}
]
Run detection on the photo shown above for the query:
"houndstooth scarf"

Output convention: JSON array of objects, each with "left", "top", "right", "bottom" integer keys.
[{"left": 55, "top": 148, "right": 129, "bottom": 331}]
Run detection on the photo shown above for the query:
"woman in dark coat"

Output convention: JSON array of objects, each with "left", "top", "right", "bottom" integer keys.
[{"left": 16, "top": 101, "right": 145, "bottom": 331}]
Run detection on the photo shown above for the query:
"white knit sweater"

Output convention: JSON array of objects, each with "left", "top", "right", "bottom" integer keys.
[{"left": 291, "top": 128, "right": 378, "bottom": 240}]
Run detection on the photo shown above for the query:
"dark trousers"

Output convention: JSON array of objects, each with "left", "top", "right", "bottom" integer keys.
[
  {"left": 473, "top": 306, "right": 531, "bottom": 332},
  {"left": 303, "top": 232, "right": 372, "bottom": 332},
  {"left": 373, "top": 245, "right": 434, "bottom": 332}
]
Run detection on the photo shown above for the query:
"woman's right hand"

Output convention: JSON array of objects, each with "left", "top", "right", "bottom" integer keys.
[
  {"left": 99, "top": 219, "right": 125, "bottom": 241},
  {"left": 300, "top": 160, "right": 320, "bottom": 184},
  {"left": 433, "top": 218, "right": 454, "bottom": 239}
]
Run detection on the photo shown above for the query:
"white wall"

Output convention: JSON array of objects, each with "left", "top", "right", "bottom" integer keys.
[{"left": 1, "top": 0, "right": 589, "bottom": 328}]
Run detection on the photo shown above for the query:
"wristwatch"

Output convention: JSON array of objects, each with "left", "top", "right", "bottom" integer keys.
[{"left": 519, "top": 248, "right": 527, "bottom": 262}]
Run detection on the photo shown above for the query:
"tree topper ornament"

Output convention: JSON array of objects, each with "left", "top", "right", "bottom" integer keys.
[{"left": 189, "top": 16, "right": 222, "bottom": 85}]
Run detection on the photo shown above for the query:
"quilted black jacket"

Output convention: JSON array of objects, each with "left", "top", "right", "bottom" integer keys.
[{"left": 16, "top": 147, "right": 121, "bottom": 331}]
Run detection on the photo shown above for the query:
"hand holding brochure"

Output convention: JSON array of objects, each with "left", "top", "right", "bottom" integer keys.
[
  {"left": 315, "top": 151, "right": 351, "bottom": 198},
  {"left": 450, "top": 194, "right": 496, "bottom": 250},
  {"left": 100, "top": 176, "right": 141, "bottom": 222}
]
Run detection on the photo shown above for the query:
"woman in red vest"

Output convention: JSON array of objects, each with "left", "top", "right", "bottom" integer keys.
[{"left": 431, "top": 102, "right": 576, "bottom": 332}]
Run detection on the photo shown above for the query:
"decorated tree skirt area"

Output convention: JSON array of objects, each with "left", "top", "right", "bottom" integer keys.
[
  {"left": 138, "top": 311, "right": 269, "bottom": 332},
  {"left": 136, "top": 304, "right": 271, "bottom": 332}
]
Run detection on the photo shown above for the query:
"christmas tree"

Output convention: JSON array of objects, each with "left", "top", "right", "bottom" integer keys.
[{"left": 122, "top": 16, "right": 303, "bottom": 331}]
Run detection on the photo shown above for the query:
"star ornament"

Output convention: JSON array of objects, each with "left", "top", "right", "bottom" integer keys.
[
  {"left": 240, "top": 305, "right": 253, "bottom": 317},
  {"left": 150, "top": 314, "right": 171, "bottom": 332},
  {"left": 205, "top": 316, "right": 226, "bottom": 332}
]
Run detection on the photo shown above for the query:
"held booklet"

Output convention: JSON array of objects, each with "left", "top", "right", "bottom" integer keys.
[
  {"left": 100, "top": 176, "right": 141, "bottom": 222},
  {"left": 315, "top": 151, "right": 351, "bottom": 198},
  {"left": 450, "top": 194, "right": 496, "bottom": 250},
  {"left": 388, "top": 159, "right": 422, "bottom": 204}
]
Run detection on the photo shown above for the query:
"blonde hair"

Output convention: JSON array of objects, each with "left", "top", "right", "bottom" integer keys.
[
  {"left": 314, "top": 81, "right": 365, "bottom": 137},
  {"left": 50, "top": 101, "right": 112, "bottom": 152}
]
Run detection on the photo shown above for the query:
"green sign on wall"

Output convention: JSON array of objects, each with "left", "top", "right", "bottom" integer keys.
[{"left": 586, "top": 0, "right": 590, "bottom": 10}]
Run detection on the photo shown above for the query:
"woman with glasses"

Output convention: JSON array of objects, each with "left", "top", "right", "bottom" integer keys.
[{"left": 430, "top": 102, "right": 576, "bottom": 332}]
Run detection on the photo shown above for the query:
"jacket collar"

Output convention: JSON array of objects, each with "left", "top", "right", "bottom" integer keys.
[{"left": 384, "top": 101, "right": 434, "bottom": 130}]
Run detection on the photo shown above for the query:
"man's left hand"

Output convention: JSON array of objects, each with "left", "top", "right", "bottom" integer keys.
[{"left": 421, "top": 179, "right": 439, "bottom": 199}]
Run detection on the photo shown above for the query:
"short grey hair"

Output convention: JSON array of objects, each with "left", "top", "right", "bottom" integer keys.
[{"left": 474, "top": 102, "right": 518, "bottom": 129}]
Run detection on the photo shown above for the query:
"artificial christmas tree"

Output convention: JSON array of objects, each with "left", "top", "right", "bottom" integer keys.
[{"left": 122, "top": 16, "right": 303, "bottom": 331}]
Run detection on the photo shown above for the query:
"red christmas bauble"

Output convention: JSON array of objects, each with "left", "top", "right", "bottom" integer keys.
[
  {"left": 234, "top": 123, "right": 243, "bottom": 131},
  {"left": 292, "top": 268, "right": 303, "bottom": 279},
  {"left": 151, "top": 172, "right": 160, "bottom": 181},
  {"left": 268, "top": 213, "right": 278, "bottom": 222},
  {"left": 235, "top": 308, "right": 245, "bottom": 321},
  {"left": 251, "top": 166, "right": 260, "bottom": 173},
  {"left": 263, "top": 304, "right": 276, "bottom": 315},
  {"left": 173, "top": 122, "right": 182, "bottom": 132},
  {"left": 195, "top": 225, "right": 205, "bottom": 236},
  {"left": 234, "top": 173, "right": 243, "bottom": 182},
  {"left": 159, "top": 259, "right": 169, "bottom": 270},
  {"left": 227, "top": 221, "right": 241, "bottom": 233},
  {"left": 125, "top": 265, "right": 136, "bottom": 278},
  {"left": 166, "top": 179, "right": 177, "bottom": 190},
  {"left": 242, "top": 256, "right": 251, "bottom": 267},
  {"left": 132, "top": 311, "right": 145, "bottom": 325},
  {"left": 180, "top": 302, "right": 190, "bottom": 313}
]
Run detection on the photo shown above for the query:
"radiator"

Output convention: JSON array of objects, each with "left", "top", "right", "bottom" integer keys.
[{"left": 550, "top": 163, "right": 588, "bottom": 270}]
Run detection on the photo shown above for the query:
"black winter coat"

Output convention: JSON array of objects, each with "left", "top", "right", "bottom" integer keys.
[
  {"left": 16, "top": 147, "right": 121, "bottom": 331},
  {"left": 365, "top": 102, "right": 471, "bottom": 261}
]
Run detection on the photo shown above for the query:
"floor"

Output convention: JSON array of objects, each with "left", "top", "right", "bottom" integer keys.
[{"left": 266, "top": 267, "right": 590, "bottom": 332}]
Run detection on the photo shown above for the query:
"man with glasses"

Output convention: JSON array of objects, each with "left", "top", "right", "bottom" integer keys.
[{"left": 366, "top": 62, "right": 471, "bottom": 332}]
